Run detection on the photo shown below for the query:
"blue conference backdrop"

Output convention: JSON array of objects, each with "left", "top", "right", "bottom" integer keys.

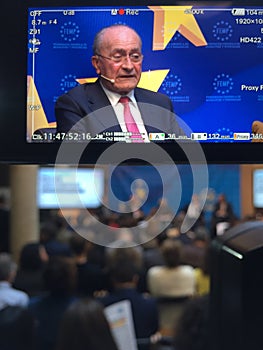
[{"left": 27, "top": 6, "right": 263, "bottom": 141}]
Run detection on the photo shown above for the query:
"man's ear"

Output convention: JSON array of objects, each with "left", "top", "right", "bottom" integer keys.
[
  {"left": 91, "top": 56, "right": 101, "bottom": 75},
  {"left": 132, "top": 274, "right": 139, "bottom": 285}
]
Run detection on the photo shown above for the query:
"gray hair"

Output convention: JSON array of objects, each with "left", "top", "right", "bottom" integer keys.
[
  {"left": 92, "top": 24, "right": 142, "bottom": 54},
  {"left": 0, "top": 253, "right": 17, "bottom": 281}
]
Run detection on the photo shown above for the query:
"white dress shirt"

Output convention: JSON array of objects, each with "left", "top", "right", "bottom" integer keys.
[
  {"left": 0, "top": 281, "right": 29, "bottom": 310},
  {"left": 100, "top": 83, "right": 149, "bottom": 142}
]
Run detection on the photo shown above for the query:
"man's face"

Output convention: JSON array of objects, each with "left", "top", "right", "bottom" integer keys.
[{"left": 92, "top": 26, "right": 142, "bottom": 95}]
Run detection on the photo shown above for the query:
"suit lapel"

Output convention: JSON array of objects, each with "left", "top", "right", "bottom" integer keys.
[{"left": 85, "top": 80, "right": 120, "bottom": 131}]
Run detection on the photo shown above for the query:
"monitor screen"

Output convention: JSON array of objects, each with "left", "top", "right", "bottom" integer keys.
[
  {"left": 253, "top": 168, "right": 263, "bottom": 208},
  {"left": 37, "top": 166, "right": 105, "bottom": 208},
  {"left": 27, "top": 4, "right": 263, "bottom": 145},
  {"left": 1, "top": 0, "right": 263, "bottom": 163}
]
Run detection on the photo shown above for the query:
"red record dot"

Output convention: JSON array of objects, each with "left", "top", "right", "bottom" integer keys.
[{"left": 118, "top": 8, "right": 125, "bottom": 15}]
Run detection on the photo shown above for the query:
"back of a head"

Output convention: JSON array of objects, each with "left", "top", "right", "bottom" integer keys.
[
  {"left": 43, "top": 256, "right": 77, "bottom": 296},
  {"left": 0, "top": 253, "right": 16, "bottom": 281},
  {"left": 56, "top": 298, "right": 118, "bottom": 350},
  {"left": 107, "top": 246, "right": 143, "bottom": 270},
  {"left": 0, "top": 306, "right": 35, "bottom": 350},
  {"left": 109, "top": 259, "right": 139, "bottom": 285},
  {"left": 40, "top": 222, "right": 57, "bottom": 243},
  {"left": 174, "top": 296, "right": 210, "bottom": 350},
  {"left": 161, "top": 239, "right": 182, "bottom": 268},
  {"left": 19, "top": 243, "right": 43, "bottom": 271}
]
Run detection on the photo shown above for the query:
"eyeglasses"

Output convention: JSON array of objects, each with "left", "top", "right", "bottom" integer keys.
[{"left": 96, "top": 52, "right": 143, "bottom": 64}]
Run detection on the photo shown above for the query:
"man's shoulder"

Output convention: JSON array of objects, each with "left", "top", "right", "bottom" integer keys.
[
  {"left": 65, "top": 81, "right": 100, "bottom": 97},
  {"left": 135, "top": 87, "right": 171, "bottom": 101}
]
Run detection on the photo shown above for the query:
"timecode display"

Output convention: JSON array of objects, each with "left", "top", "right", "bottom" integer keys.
[{"left": 32, "top": 132, "right": 92, "bottom": 141}]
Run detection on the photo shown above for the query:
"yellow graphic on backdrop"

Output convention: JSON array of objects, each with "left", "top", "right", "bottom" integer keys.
[
  {"left": 27, "top": 76, "right": 56, "bottom": 137},
  {"left": 148, "top": 6, "right": 207, "bottom": 50}
]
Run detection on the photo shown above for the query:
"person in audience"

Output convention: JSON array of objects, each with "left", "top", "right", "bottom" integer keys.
[
  {"left": 0, "top": 253, "right": 29, "bottom": 310},
  {"left": 0, "top": 305, "right": 35, "bottom": 350},
  {"left": 40, "top": 223, "right": 71, "bottom": 257},
  {"left": 97, "top": 251, "right": 159, "bottom": 346},
  {"left": 29, "top": 256, "right": 77, "bottom": 350},
  {"left": 147, "top": 239, "right": 195, "bottom": 298},
  {"left": 105, "top": 244, "right": 146, "bottom": 293},
  {"left": 149, "top": 198, "right": 175, "bottom": 229},
  {"left": 180, "top": 194, "right": 206, "bottom": 231},
  {"left": 180, "top": 228, "right": 210, "bottom": 269},
  {"left": 13, "top": 242, "right": 49, "bottom": 297},
  {"left": 146, "top": 239, "right": 196, "bottom": 336},
  {"left": 173, "top": 295, "right": 210, "bottom": 350},
  {"left": 69, "top": 233, "right": 105, "bottom": 296},
  {"left": 142, "top": 236, "right": 164, "bottom": 272},
  {"left": 210, "top": 193, "right": 236, "bottom": 238},
  {"left": 55, "top": 298, "right": 118, "bottom": 350},
  {"left": 194, "top": 245, "right": 211, "bottom": 296}
]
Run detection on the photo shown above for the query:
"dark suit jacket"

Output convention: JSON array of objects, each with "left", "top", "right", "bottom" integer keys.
[
  {"left": 97, "top": 288, "right": 159, "bottom": 339},
  {"left": 55, "top": 79, "right": 184, "bottom": 138}
]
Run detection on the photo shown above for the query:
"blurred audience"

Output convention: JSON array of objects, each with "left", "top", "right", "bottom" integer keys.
[
  {"left": 147, "top": 239, "right": 195, "bottom": 298},
  {"left": 180, "top": 227, "right": 210, "bottom": 269},
  {"left": 56, "top": 298, "right": 118, "bottom": 350},
  {"left": 194, "top": 245, "right": 211, "bottom": 297},
  {"left": 0, "top": 253, "right": 29, "bottom": 310},
  {"left": 211, "top": 193, "right": 237, "bottom": 238},
  {"left": 97, "top": 248, "right": 159, "bottom": 348},
  {"left": 40, "top": 223, "right": 71, "bottom": 257},
  {"left": 69, "top": 233, "right": 105, "bottom": 297},
  {"left": 0, "top": 305, "right": 35, "bottom": 350},
  {"left": 173, "top": 295, "right": 210, "bottom": 350},
  {"left": 180, "top": 194, "right": 205, "bottom": 231},
  {"left": 13, "top": 242, "right": 49, "bottom": 297},
  {"left": 29, "top": 256, "right": 77, "bottom": 350}
]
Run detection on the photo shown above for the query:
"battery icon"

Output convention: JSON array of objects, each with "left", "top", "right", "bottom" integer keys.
[
  {"left": 231, "top": 8, "right": 245, "bottom": 16},
  {"left": 191, "top": 133, "right": 207, "bottom": 140},
  {"left": 149, "top": 133, "right": 165, "bottom": 141}
]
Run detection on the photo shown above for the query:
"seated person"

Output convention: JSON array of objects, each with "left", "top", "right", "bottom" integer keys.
[
  {"left": 55, "top": 24, "right": 184, "bottom": 141},
  {"left": 0, "top": 305, "right": 35, "bottom": 350},
  {"left": 173, "top": 295, "right": 210, "bottom": 350},
  {"left": 29, "top": 257, "right": 77, "bottom": 350},
  {"left": 13, "top": 242, "right": 49, "bottom": 297},
  {"left": 0, "top": 253, "right": 29, "bottom": 310},
  {"left": 69, "top": 234, "right": 106, "bottom": 296},
  {"left": 56, "top": 298, "right": 118, "bottom": 350},
  {"left": 97, "top": 254, "right": 159, "bottom": 346},
  {"left": 147, "top": 239, "right": 195, "bottom": 298}
]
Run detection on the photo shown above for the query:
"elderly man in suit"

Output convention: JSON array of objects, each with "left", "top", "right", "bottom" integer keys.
[{"left": 55, "top": 24, "right": 184, "bottom": 142}]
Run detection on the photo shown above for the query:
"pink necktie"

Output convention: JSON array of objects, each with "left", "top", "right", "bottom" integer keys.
[{"left": 119, "top": 96, "right": 143, "bottom": 142}]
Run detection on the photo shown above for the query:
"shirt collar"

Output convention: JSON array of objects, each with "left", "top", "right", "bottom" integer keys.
[
  {"left": 0, "top": 281, "right": 11, "bottom": 288},
  {"left": 99, "top": 80, "right": 136, "bottom": 106}
]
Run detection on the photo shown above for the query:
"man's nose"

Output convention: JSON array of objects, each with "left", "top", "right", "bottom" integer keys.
[{"left": 121, "top": 56, "right": 134, "bottom": 69}]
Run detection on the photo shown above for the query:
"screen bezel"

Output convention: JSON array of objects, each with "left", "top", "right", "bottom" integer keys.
[{"left": 1, "top": 0, "right": 263, "bottom": 164}]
